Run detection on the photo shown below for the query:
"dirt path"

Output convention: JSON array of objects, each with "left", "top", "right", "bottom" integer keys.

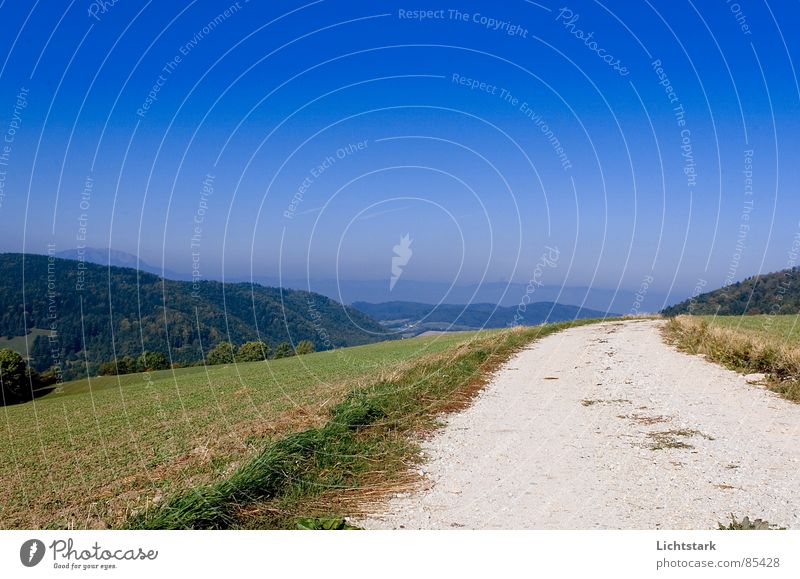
[{"left": 361, "top": 320, "right": 800, "bottom": 529}]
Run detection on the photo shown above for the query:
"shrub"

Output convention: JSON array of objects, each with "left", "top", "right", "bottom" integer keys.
[
  {"left": 140, "top": 351, "right": 168, "bottom": 371},
  {"left": 100, "top": 355, "right": 142, "bottom": 376},
  {"left": 120, "top": 355, "right": 140, "bottom": 374},
  {"left": 207, "top": 342, "right": 236, "bottom": 365},
  {"left": 99, "top": 361, "right": 118, "bottom": 376},
  {"left": 272, "top": 342, "right": 293, "bottom": 359},
  {"left": 236, "top": 341, "right": 270, "bottom": 362},
  {"left": 295, "top": 340, "right": 316, "bottom": 355}
]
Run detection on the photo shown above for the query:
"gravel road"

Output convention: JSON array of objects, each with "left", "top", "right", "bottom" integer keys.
[{"left": 361, "top": 320, "right": 800, "bottom": 529}]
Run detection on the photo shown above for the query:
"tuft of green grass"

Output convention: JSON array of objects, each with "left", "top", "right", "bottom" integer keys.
[
  {"left": 296, "top": 517, "right": 358, "bottom": 530},
  {"left": 125, "top": 319, "right": 606, "bottom": 529},
  {"left": 718, "top": 514, "right": 785, "bottom": 530}
]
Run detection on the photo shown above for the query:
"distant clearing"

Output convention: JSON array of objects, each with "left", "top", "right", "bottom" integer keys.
[{"left": 0, "top": 328, "right": 50, "bottom": 358}]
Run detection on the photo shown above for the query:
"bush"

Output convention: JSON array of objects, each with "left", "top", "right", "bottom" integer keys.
[
  {"left": 99, "top": 354, "right": 142, "bottom": 376},
  {"left": 207, "top": 342, "right": 236, "bottom": 365},
  {"left": 236, "top": 341, "right": 270, "bottom": 362},
  {"left": 120, "top": 355, "right": 140, "bottom": 374},
  {"left": 295, "top": 340, "right": 316, "bottom": 355},
  {"left": 273, "top": 342, "right": 294, "bottom": 359},
  {"left": 99, "top": 361, "right": 117, "bottom": 376},
  {"left": 140, "top": 351, "right": 168, "bottom": 371}
]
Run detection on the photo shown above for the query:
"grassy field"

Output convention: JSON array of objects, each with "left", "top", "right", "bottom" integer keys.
[
  {"left": 663, "top": 314, "right": 800, "bottom": 403},
  {"left": 0, "top": 327, "right": 49, "bottom": 358},
  {"left": 0, "top": 331, "right": 485, "bottom": 529},
  {"left": 2, "top": 319, "right": 609, "bottom": 530},
  {"left": 698, "top": 314, "right": 800, "bottom": 347}
]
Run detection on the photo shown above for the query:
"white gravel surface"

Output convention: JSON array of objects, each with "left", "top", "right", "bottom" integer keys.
[{"left": 361, "top": 320, "right": 800, "bottom": 529}]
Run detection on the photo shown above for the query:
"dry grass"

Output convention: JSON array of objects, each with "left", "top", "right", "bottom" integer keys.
[
  {"left": 662, "top": 315, "right": 800, "bottom": 403},
  {"left": 617, "top": 413, "right": 670, "bottom": 425},
  {"left": 645, "top": 428, "right": 713, "bottom": 451},
  {"left": 581, "top": 398, "right": 631, "bottom": 406}
]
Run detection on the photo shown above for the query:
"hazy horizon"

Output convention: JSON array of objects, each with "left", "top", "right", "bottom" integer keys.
[{"left": 1, "top": 1, "right": 799, "bottom": 315}]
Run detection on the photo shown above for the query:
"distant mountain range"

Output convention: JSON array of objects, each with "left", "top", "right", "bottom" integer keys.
[
  {"left": 258, "top": 278, "right": 671, "bottom": 314},
  {"left": 0, "top": 253, "right": 390, "bottom": 380},
  {"left": 54, "top": 247, "right": 188, "bottom": 280},
  {"left": 352, "top": 301, "right": 614, "bottom": 336},
  {"left": 662, "top": 268, "right": 800, "bottom": 316},
  {"left": 56, "top": 247, "right": 672, "bottom": 313}
]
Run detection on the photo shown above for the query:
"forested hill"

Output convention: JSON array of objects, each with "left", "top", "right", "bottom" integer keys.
[
  {"left": 662, "top": 268, "right": 800, "bottom": 316},
  {"left": 0, "top": 253, "right": 390, "bottom": 379}
]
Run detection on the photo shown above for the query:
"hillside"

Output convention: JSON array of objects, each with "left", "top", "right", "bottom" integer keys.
[
  {"left": 662, "top": 268, "right": 800, "bottom": 316},
  {"left": 0, "top": 253, "right": 390, "bottom": 379},
  {"left": 0, "top": 330, "right": 485, "bottom": 529},
  {"left": 352, "top": 300, "right": 613, "bottom": 335}
]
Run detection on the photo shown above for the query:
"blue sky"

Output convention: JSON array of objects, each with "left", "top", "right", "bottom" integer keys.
[{"left": 0, "top": 0, "right": 798, "bottom": 306}]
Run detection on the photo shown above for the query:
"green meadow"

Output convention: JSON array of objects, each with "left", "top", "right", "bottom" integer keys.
[
  {"left": 0, "top": 331, "right": 483, "bottom": 529},
  {"left": 698, "top": 314, "right": 800, "bottom": 346}
]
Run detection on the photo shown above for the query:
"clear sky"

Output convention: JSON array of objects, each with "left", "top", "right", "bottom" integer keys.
[{"left": 0, "top": 0, "right": 798, "bottom": 305}]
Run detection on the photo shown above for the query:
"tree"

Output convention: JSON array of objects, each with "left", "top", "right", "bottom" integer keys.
[
  {"left": 120, "top": 355, "right": 140, "bottom": 374},
  {"left": 295, "top": 340, "right": 316, "bottom": 355},
  {"left": 0, "top": 348, "right": 30, "bottom": 404},
  {"left": 99, "top": 361, "right": 118, "bottom": 376},
  {"left": 236, "top": 341, "right": 270, "bottom": 362},
  {"left": 272, "top": 342, "right": 294, "bottom": 359},
  {"left": 207, "top": 342, "right": 235, "bottom": 365},
  {"left": 100, "top": 354, "right": 142, "bottom": 376},
  {"left": 140, "top": 351, "right": 168, "bottom": 371}
]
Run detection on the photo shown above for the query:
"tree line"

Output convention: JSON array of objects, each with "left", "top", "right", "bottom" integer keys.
[
  {"left": 97, "top": 339, "right": 316, "bottom": 376},
  {"left": 1, "top": 339, "right": 317, "bottom": 403}
]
